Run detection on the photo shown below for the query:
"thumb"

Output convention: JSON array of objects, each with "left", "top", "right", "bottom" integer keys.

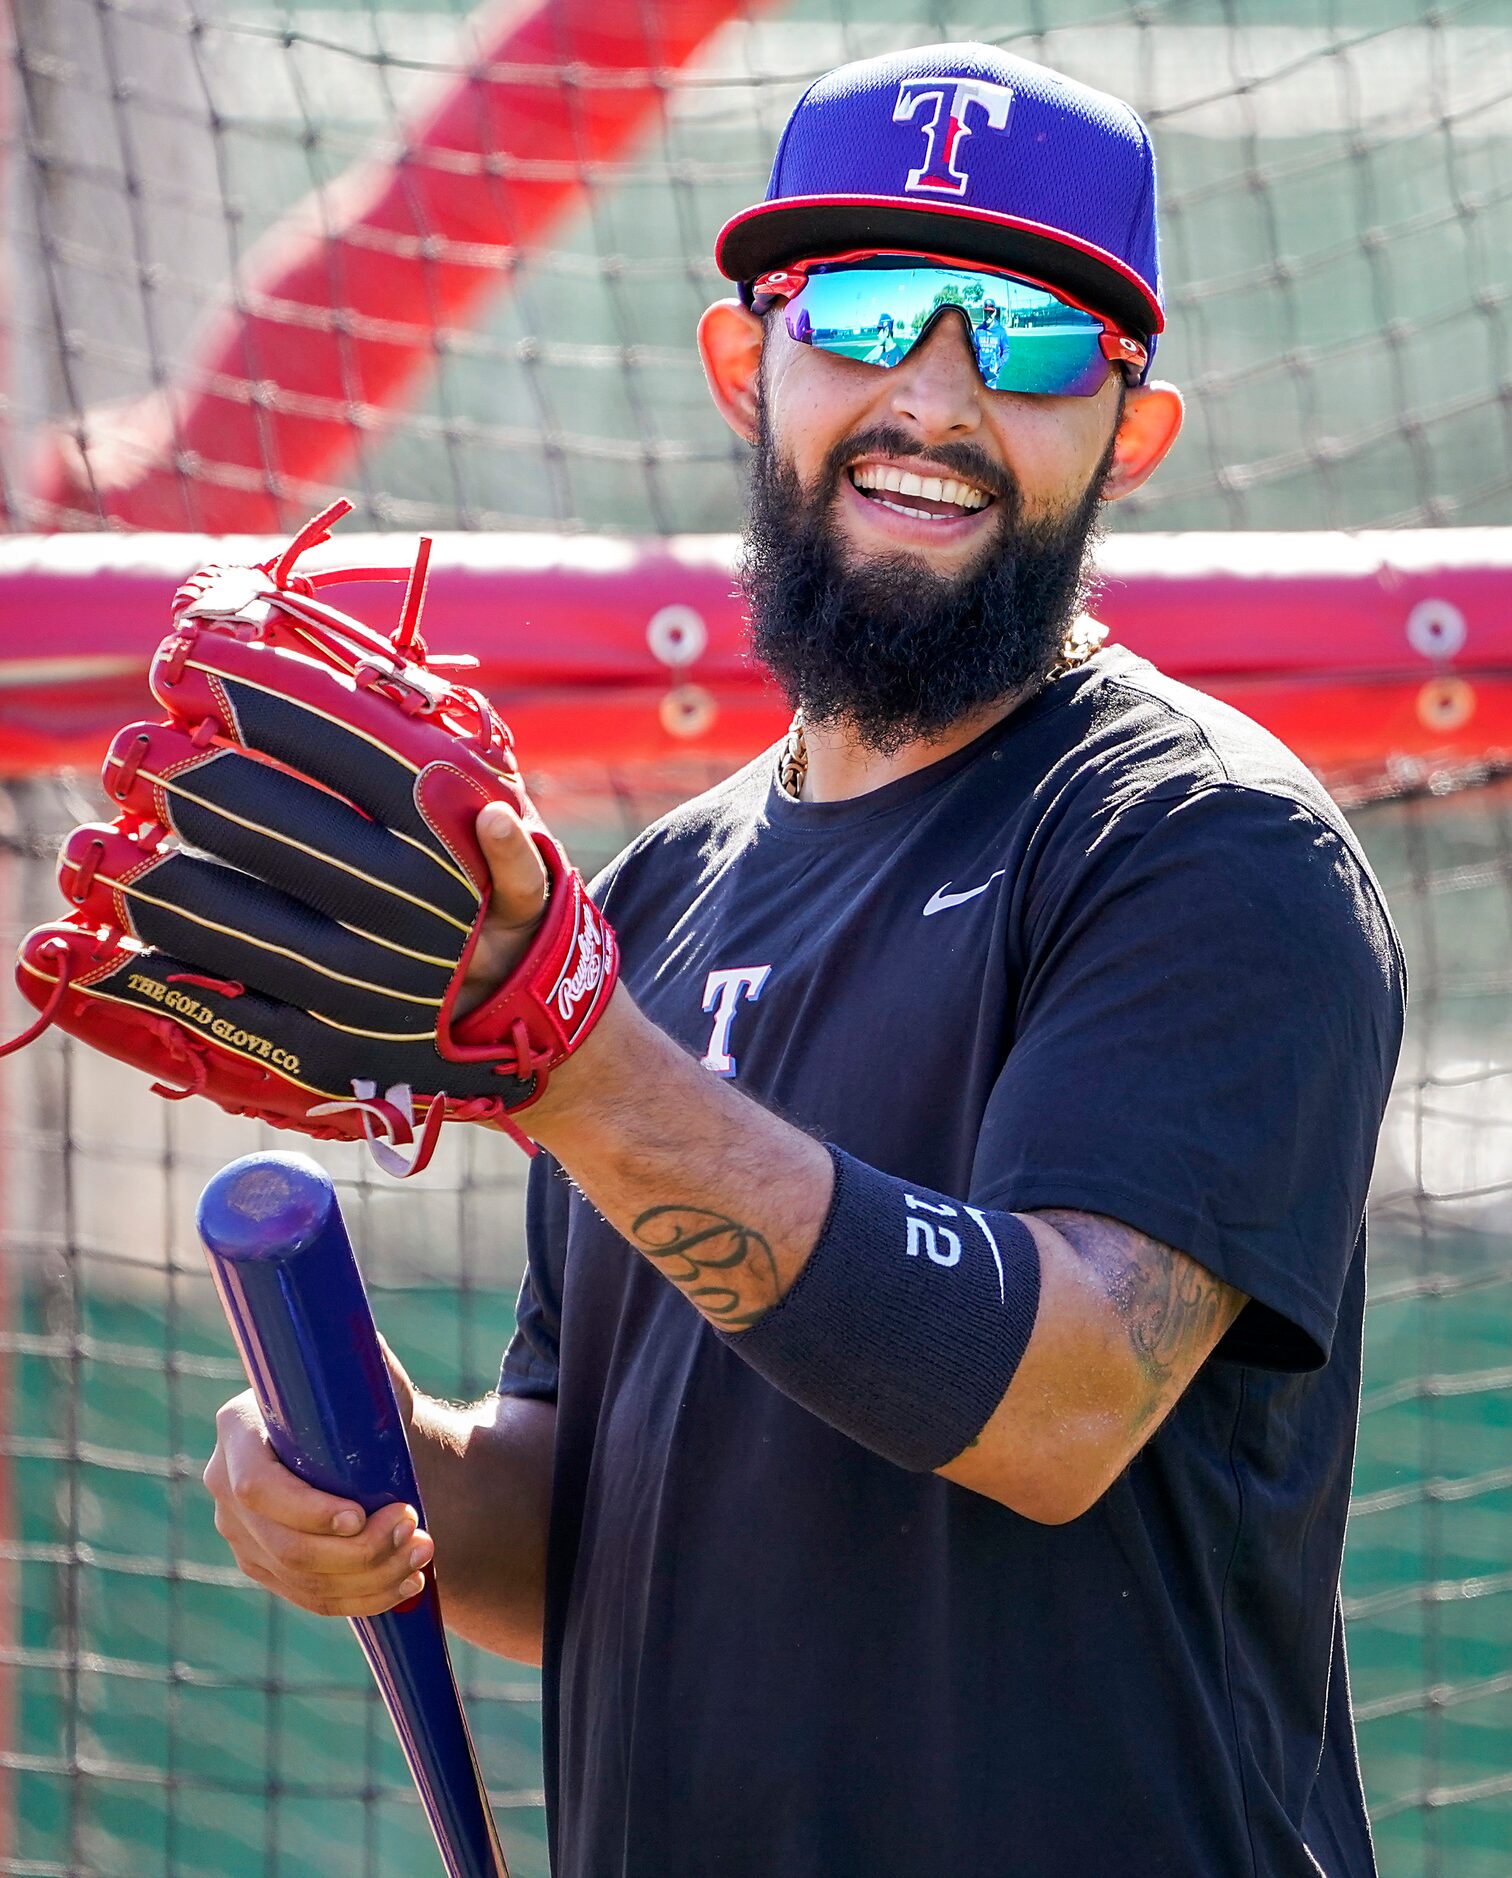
[{"left": 476, "top": 801, "right": 549, "bottom": 932}]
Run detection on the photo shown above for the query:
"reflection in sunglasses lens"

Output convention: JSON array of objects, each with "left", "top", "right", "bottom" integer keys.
[{"left": 785, "top": 265, "right": 1114, "bottom": 398}]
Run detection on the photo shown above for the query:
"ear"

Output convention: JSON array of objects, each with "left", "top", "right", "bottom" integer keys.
[
  {"left": 1102, "top": 380, "right": 1184, "bottom": 503},
  {"left": 698, "top": 299, "right": 766, "bottom": 445}
]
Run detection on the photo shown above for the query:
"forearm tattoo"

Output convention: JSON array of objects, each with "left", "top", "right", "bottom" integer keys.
[
  {"left": 632, "top": 1204, "right": 781, "bottom": 1329},
  {"left": 1037, "top": 1209, "right": 1246, "bottom": 1434}
]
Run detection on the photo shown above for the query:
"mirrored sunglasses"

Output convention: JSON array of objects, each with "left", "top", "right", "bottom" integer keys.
[{"left": 751, "top": 253, "right": 1148, "bottom": 397}]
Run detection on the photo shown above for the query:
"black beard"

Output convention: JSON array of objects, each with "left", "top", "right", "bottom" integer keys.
[{"left": 740, "top": 403, "right": 1115, "bottom": 757}]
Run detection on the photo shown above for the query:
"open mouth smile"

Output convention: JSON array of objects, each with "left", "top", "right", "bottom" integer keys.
[{"left": 846, "top": 459, "right": 995, "bottom": 523}]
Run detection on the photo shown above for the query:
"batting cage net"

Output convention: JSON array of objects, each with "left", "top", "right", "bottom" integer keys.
[
  {"left": 1, "top": 1, "right": 1511, "bottom": 1876},
  {"left": 3, "top": 0, "right": 1510, "bottom": 534}
]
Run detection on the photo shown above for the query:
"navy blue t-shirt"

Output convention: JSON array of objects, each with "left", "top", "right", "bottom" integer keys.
[{"left": 500, "top": 646, "right": 1405, "bottom": 1878}]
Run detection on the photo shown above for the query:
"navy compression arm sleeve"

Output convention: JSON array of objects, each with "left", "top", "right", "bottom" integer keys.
[{"left": 720, "top": 1147, "right": 1040, "bottom": 1471}]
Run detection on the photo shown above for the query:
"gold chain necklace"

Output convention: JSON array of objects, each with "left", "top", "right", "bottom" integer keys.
[{"left": 774, "top": 617, "right": 1106, "bottom": 801}]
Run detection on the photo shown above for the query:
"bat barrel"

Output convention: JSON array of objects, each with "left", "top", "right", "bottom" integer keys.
[
  {"left": 197, "top": 1150, "right": 416, "bottom": 1509},
  {"left": 199, "top": 1150, "right": 510, "bottom": 1878}
]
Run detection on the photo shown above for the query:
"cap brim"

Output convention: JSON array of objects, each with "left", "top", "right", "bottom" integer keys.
[{"left": 716, "top": 195, "right": 1163, "bottom": 339}]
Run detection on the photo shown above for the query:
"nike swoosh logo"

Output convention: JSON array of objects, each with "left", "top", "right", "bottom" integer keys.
[{"left": 923, "top": 871, "right": 1006, "bottom": 917}]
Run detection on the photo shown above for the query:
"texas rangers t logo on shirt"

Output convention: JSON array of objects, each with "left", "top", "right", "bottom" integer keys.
[
  {"left": 701, "top": 966, "right": 771, "bottom": 1077},
  {"left": 893, "top": 77, "right": 1014, "bottom": 197}
]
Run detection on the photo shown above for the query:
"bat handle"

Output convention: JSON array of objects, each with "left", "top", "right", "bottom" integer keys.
[{"left": 198, "top": 1151, "right": 511, "bottom": 1878}]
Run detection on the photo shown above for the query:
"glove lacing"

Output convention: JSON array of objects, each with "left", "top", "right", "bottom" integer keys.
[{"left": 5, "top": 500, "right": 555, "bottom": 1176}]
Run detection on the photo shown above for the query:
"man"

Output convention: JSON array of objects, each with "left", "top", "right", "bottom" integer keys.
[
  {"left": 864, "top": 311, "right": 905, "bottom": 367},
  {"left": 205, "top": 44, "right": 1405, "bottom": 1877},
  {"left": 973, "top": 294, "right": 1012, "bottom": 386}
]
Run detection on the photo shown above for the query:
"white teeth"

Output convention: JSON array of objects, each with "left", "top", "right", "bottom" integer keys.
[
  {"left": 874, "top": 497, "right": 949, "bottom": 521},
  {"left": 850, "top": 463, "right": 990, "bottom": 511}
]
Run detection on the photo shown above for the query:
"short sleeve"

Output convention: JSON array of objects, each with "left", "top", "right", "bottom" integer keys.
[
  {"left": 497, "top": 1152, "right": 570, "bottom": 1401},
  {"left": 974, "top": 784, "right": 1405, "bottom": 1369}
]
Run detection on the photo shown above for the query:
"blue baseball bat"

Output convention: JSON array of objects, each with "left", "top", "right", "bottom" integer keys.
[{"left": 197, "top": 1150, "right": 510, "bottom": 1878}]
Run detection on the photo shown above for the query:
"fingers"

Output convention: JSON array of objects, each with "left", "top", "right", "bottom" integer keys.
[
  {"left": 228, "top": 1506, "right": 433, "bottom": 1618},
  {"left": 476, "top": 802, "right": 550, "bottom": 931},
  {"left": 455, "top": 804, "right": 552, "bottom": 1016},
  {"left": 204, "top": 1390, "right": 432, "bottom": 1619},
  {"left": 238, "top": 1555, "right": 430, "bottom": 1621}
]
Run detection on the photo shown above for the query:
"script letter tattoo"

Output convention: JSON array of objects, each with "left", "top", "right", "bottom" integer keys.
[{"left": 632, "top": 1204, "right": 782, "bottom": 1329}]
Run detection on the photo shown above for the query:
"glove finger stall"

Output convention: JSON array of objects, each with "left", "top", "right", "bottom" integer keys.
[
  {"left": 151, "top": 630, "right": 519, "bottom": 880},
  {"left": 59, "top": 824, "right": 449, "bottom": 1039},
  {"left": 103, "top": 723, "right": 477, "bottom": 955},
  {"left": 17, "top": 925, "right": 522, "bottom": 1116}
]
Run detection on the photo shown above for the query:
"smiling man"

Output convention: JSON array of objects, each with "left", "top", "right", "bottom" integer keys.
[{"left": 206, "top": 44, "right": 1406, "bottom": 1878}]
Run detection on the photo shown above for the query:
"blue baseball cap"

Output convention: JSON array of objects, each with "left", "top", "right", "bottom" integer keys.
[{"left": 716, "top": 43, "right": 1163, "bottom": 350}]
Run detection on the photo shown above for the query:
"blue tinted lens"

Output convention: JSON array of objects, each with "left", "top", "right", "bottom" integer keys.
[{"left": 785, "top": 264, "right": 1110, "bottom": 397}]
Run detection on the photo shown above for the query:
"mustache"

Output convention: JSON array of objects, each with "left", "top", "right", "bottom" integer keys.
[
  {"left": 742, "top": 392, "right": 1111, "bottom": 756},
  {"left": 818, "top": 424, "right": 1021, "bottom": 511}
]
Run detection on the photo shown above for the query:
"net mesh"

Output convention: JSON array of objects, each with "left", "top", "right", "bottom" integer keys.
[
  {"left": 0, "top": 765, "right": 720, "bottom": 1878},
  {"left": 0, "top": 752, "right": 1511, "bottom": 1877},
  {"left": 3, "top": 0, "right": 1511, "bottom": 534},
  {"left": 1342, "top": 765, "right": 1512, "bottom": 1875},
  {"left": 4, "top": 0, "right": 1512, "bottom": 1871}
]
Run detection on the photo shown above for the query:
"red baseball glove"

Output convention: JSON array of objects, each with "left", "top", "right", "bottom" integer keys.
[{"left": 3, "top": 502, "right": 618, "bottom": 1174}]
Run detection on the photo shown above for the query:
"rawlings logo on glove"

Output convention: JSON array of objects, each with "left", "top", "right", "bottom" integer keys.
[{"left": 2, "top": 502, "right": 620, "bottom": 1175}]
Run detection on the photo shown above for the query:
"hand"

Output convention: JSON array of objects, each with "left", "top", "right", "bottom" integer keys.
[
  {"left": 454, "top": 801, "right": 552, "bottom": 1017},
  {"left": 202, "top": 1343, "right": 433, "bottom": 1619}
]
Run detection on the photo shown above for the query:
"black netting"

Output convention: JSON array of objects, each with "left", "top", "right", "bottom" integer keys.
[
  {"left": 3, "top": 755, "right": 1512, "bottom": 1875},
  {"left": 4, "top": 0, "right": 1512, "bottom": 1867},
  {"left": 4, "top": 0, "right": 1510, "bottom": 534}
]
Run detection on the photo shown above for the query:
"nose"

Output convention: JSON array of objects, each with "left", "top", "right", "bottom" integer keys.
[{"left": 887, "top": 310, "right": 984, "bottom": 441}]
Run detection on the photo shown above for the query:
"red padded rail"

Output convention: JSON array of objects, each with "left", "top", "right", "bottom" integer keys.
[
  {"left": 23, "top": 0, "right": 756, "bottom": 533},
  {"left": 2, "top": 529, "right": 1509, "bottom": 779}
]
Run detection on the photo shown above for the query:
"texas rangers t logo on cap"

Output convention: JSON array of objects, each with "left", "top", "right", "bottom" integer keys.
[
  {"left": 714, "top": 46, "right": 1165, "bottom": 364},
  {"left": 893, "top": 77, "right": 1014, "bottom": 197}
]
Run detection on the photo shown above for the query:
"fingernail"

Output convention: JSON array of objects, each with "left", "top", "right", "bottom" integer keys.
[
  {"left": 332, "top": 1511, "right": 362, "bottom": 1536},
  {"left": 402, "top": 1574, "right": 424, "bottom": 1598},
  {"left": 409, "top": 1542, "right": 429, "bottom": 1570},
  {"left": 392, "top": 1519, "right": 414, "bottom": 1551}
]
